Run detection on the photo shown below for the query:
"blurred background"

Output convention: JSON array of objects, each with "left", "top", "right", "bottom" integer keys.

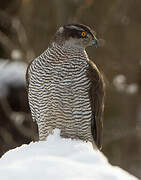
[{"left": 0, "top": 0, "right": 141, "bottom": 178}]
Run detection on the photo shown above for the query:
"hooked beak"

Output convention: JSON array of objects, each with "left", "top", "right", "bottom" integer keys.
[{"left": 92, "top": 39, "right": 98, "bottom": 48}]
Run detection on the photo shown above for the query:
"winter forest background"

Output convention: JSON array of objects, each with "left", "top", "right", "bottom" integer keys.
[{"left": 0, "top": 0, "right": 140, "bottom": 178}]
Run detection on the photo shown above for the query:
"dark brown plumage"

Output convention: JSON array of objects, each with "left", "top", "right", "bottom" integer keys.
[{"left": 86, "top": 60, "right": 105, "bottom": 149}]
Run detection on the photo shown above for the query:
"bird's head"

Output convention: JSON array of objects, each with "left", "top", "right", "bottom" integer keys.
[{"left": 54, "top": 24, "right": 98, "bottom": 50}]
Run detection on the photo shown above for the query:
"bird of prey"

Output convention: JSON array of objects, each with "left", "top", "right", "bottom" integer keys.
[{"left": 26, "top": 24, "right": 105, "bottom": 150}]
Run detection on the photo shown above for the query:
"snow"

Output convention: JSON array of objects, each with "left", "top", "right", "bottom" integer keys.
[
  {"left": 0, "top": 129, "right": 138, "bottom": 180},
  {"left": 113, "top": 74, "right": 126, "bottom": 92},
  {"left": 113, "top": 74, "right": 138, "bottom": 94},
  {"left": 11, "top": 49, "right": 23, "bottom": 61},
  {"left": 0, "top": 59, "right": 27, "bottom": 97},
  {"left": 126, "top": 83, "right": 138, "bottom": 94}
]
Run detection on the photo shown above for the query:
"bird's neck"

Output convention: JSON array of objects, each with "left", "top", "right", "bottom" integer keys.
[{"left": 51, "top": 42, "right": 88, "bottom": 60}]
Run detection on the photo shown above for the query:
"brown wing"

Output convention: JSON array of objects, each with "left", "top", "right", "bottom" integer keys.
[{"left": 87, "top": 60, "right": 105, "bottom": 150}]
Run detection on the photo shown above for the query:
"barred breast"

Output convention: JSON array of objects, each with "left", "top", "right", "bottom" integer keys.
[{"left": 28, "top": 43, "right": 93, "bottom": 142}]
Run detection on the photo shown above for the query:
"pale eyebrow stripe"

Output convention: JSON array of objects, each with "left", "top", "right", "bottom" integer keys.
[{"left": 66, "top": 25, "right": 84, "bottom": 31}]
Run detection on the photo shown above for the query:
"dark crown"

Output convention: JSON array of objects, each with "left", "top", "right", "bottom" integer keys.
[{"left": 62, "top": 24, "right": 95, "bottom": 39}]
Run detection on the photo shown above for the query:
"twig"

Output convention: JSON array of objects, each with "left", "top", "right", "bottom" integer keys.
[
  {"left": 12, "top": 17, "right": 35, "bottom": 62},
  {"left": 0, "top": 97, "right": 36, "bottom": 140}
]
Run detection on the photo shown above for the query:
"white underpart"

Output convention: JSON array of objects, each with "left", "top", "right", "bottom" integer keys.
[{"left": 28, "top": 43, "right": 93, "bottom": 141}]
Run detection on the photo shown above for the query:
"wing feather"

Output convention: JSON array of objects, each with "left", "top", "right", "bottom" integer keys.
[
  {"left": 87, "top": 60, "right": 105, "bottom": 150},
  {"left": 26, "top": 59, "right": 44, "bottom": 123}
]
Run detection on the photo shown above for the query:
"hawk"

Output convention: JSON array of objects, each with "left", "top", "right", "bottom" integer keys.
[{"left": 26, "top": 24, "right": 105, "bottom": 150}]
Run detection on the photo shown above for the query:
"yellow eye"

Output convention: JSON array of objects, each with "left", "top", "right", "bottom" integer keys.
[{"left": 81, "top": 31, "right": 86, "bottom": 37}]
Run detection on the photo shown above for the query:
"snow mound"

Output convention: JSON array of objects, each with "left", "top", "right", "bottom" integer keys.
[{"left": 0, "top": 129, "right": 138, "bottom": 180}]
